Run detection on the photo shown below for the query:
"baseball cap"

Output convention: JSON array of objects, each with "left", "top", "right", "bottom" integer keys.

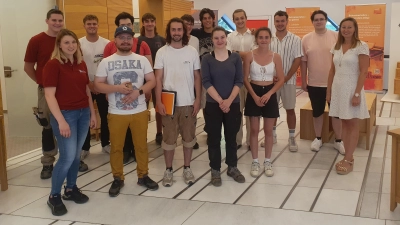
[{"left": 114, "top": 26, "right": 134, "bottom": 37}]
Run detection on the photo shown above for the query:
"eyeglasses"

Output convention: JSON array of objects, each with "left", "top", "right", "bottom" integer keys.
[
  {"left": 313, "top": 18, "right": 326, "bottom": 22},
  {"left": 184, "top": 23, "right": 194, "bottom": 26},
  {"left": 117, "top": 36, "right": 133, "bottom": 41}
]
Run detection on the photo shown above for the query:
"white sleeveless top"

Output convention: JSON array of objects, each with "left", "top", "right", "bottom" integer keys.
[{"left": 250, "top": 51, "right": 275, "bottom": 81}]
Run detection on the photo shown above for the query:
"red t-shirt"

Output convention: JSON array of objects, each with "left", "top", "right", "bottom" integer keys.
[
  {"left": 103, "top": 38, "right": 151, "bottom": 58},
  {"left": 24, "top": 32, "right": 56, "bottom": 86},
  {"left": 42, "top": 59, "right": 89, "bottom": 110}
]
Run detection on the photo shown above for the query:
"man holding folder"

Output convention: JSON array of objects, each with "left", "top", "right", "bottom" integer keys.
[{"left": 154, "top": 18, "right": 201, "bottom": 187}]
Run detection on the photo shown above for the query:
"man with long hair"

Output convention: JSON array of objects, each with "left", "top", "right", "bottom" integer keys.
[
  {"left": 154, "top": 18, "right": 201, "bottom": 187},
  {"left": 138, "top": 13, "right": 166, "bottom": 146}
]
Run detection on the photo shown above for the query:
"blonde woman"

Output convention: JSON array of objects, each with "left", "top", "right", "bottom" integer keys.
[
  {"left": 43, "top": 29, "right": 97, "bottom": 216},
  {"left": 327, "top": 17, "right": 369, "bottom": 175}
]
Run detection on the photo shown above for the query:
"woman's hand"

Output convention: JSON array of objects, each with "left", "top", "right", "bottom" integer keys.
[
  {"left": 352, "top": 96, "right": 360, "bottom": 106},
  {"left": 252, "top": 95, "right": 264, "bottom": 107},
  {"left": 219, "top": 99, "right": 232, "bottom": 112},
  {"left": 59, "top": 120, "right": 71, "bottom": 138},
  {"left": 260, "top": 93, "right": 271, "bottom": 105},
  {"left": 90, "top": 115, "right": 97, "bottom": 129}
]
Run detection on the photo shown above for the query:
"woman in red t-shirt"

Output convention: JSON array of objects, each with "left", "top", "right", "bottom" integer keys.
[{"left": 43, "top": 29, "right": 97, "bottom": 216}]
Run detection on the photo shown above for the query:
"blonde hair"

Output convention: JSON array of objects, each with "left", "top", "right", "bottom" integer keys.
[
  {"left": 51, "top": 29, "right": 83, "bottom": 64},
  {"left": 334, "top": 17, "right": 361, "bottom": 50}
]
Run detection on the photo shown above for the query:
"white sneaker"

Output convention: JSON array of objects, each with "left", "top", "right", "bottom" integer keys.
[
  {"left": 250, "top": 161, "right": 260, "bottom": 177},
  {"left": 334, "top": 141, "right": 345, "bottom": 155},
  {"left": 311, "top": 138, "right": 322, "bottom": 152},
  {"left": 80, "top": 150, "right": 90, "bottom": 160},
  {"left": 264, "top": 161, "right": 274, "bottom": 177},
  {"left": 260, "top": 134, "right": 277, "bottom": 147},
  {"left": 102, "top": 145, "right": 111, "bottom": 154},
  {"left": 183, "top": 168, "right": 195, "bottom": 185},
  {"left": 288, "top": 137, "right": 298, "bottom": 152},
  {"left": 163, "top": 169, "right": 173, "bottom": 187}
]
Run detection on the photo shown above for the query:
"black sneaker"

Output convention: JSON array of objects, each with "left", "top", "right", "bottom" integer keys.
[
  {"left": 123, "top": 152, "right": 131, "bottom": 164},
  {"left": 109, "top": 178, "right": 124, "bottom": 197},
  {"left": 47, "top": 194, "right": 67, "bottom": 216},
  {"left": 155, "top": 133, "right": 163, "bottom": 145},
  {"left": 62, "top": 185, "right": 89, "bottom": 204},
  {"left": 79, "top": 161, "right": 88, "bottom": 172},
  {"left": 137, "top": 175, "right": 159, "bottom": 191},
  {"left": 193, "top": 142, "right": 199, "bottom": 150},
  {"left": 41, "top": 165, "right": 53, "bottom": 179}
]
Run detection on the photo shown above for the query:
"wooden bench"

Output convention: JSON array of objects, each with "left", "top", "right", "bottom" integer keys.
[{"left": 300, "top": 93, "right": 377, "bottom": 150}]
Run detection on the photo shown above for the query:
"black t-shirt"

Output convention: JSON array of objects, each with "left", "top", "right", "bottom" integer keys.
[
  {"left": 138, "top": 35, "right": 166, "bottom": 64},
  {"left": 191, "top": 28, "right": 213, "bottom": 61}
]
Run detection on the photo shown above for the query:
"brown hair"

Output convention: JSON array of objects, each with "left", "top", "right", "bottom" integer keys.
[
  {"left": 199, "top": 8, "right": 215, "bottom": 28},
  {"left": 274, "top": 10, "right": 288, "bottom": 20},
  {"left": 232, "top": 9, "right": 247, "bottom": 19},
  {"left": 140, "top": 13, "right": 158, "bottom": 36},
  {"left": 181, "top": 14, "right": 194, "bottom": 24},
  {"left": 46, "top": 9, "right": 63, "bottom": 19},
  {"left": 165, "top": 18, "right": 189, "bottom": 45},
  {"left": 310, "top": 10, "right": 327, "bottom": 21},
  {"left": 254, "top": 27, "right": 272, "bottom": 45},
  {"left": 83, "top": 14, "right": 98, "bottom": 24},
  {"left": 211, "top": 26, "right": 227, "bottom": 38},
  {"left": 334, "top": 17, "right": 361, "bottom": 50},
  {"left": 51, "top": 29, "right": 83, "bottom": 64}
]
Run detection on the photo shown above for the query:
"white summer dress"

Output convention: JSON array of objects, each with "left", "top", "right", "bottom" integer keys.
[{"left": 329, "top": 41, "right": 370, "bottom": 119}]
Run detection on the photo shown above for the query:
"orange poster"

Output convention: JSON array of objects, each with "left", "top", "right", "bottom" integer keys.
[
  {"left": 345, "top": 4, "right": 386, "bottom": 91},
  {"left": 286, "top": 7, "right": 320, "bottom": 86}
]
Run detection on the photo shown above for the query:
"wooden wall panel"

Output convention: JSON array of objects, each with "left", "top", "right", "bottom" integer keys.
[{"left": 139, "top": 0, "right": 163, "bottom": 37}]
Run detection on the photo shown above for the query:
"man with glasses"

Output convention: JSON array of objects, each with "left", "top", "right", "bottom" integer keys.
[
  {"left": 181, "top": 14, "right": 199, "bottom": 53},
  {"left": 103, "top": 12, "right": 152, "bottom": 164},
  {"left": 301, "top": 10, "right": 344, "bottom": 154}
]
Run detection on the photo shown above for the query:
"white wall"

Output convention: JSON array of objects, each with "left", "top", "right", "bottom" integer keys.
[{"left": 388, "top": 3, "right": 400, "bottom": 94}]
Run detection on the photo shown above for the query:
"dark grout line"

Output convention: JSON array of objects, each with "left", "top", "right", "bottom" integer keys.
[
  {"left": 48, "top": 220, "right": 58, "bottom": 225},
  {"left": 309, "top": 151, "right": 339, "bottom": 212},
  {"left": 180, "top": 202, "right": 206, "bottom": 225}
]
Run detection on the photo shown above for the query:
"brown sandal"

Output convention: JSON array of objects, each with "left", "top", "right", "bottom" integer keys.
[{"left": 336, "top": 159, "right": 354, "bottom": 175}]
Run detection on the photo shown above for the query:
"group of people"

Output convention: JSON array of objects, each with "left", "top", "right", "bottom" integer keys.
[{"left": 24, "top": 7, "right": 370, "bottom": 216}]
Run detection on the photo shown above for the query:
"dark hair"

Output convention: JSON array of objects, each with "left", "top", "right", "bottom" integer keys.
[
  {"left": 274, "top": 10, "right": 288, "bottom": 20},
  {"left": 181, "top": 14, "right": 194, "bottom": 24},
  {"left": 83, "top": 14, "right": 98, "bottom": 24},
  {"left": 334, "top": 17, "right": 361, "bottom": 50},
  {"left": 232, "top": 9, "right": 247, "bottom": 19},
  {"left": 211, "top": 26, "right": 227, "bottom": 38},
  {"left": 115, "top": 12, "right": 134, "bottom": 26},
  {"left": 311, "top": 10, "right": 328, "bottom": 21},
  {"left": 254, "top": 27, "right": 272, "bottom": 45},
  {"left": 199, "top": 8, "right": 215, "bottom": 28},
  {"left": 140, "top": 13, "right": 158, "bottom": 36},
  {"left": 165, "top": 18, "right": 189, "bottom": 46},
  {"left": 46, "top": 9, "right": 63, "bottom": 20}
]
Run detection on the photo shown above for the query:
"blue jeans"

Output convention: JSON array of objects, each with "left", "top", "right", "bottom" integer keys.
[{"left": 50, "top": 107, "right": 90, "bottom": 195}]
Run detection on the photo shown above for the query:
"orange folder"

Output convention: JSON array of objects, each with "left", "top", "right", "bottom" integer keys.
[{"left": 155, "top": 90, "right": 177, "bottom": 115}]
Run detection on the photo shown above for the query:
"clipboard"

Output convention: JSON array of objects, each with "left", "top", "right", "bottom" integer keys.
[{"left": 155, "top": 90, "right": 177, "bottom": 115}]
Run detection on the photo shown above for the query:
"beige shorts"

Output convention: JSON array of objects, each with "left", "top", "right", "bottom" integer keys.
[
  {"left": 276, "top": 84, "right": 296, "bottom": 110},
  {"left": 162, "top": 106, "right": 197, "bottom": 150}
]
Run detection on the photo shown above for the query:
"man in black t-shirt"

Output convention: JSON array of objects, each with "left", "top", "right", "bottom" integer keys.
[
  {"left": 138, "top": 13, "right": 166, "bottom": 146},
  {"left": 191, "top": 8, "right": 215, "bottom": 60}
]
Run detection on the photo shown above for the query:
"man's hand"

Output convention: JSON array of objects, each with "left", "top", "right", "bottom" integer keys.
[
  {"left": 121, "top": 90, "right": 139, "bottom": 104},
  {"left": 88, "top": 81, "right": 99, "bottom": 94},
  {"left": 157, "top": 102, "right": 166, "bottom": 116},
  {"left": 192, "top": 99, "right": 201, "bottom": 116},
  {"left": 301, "top": 83, "right": 308, "bottom": 92},
  {"left": 118, "top": 82, "right": 133, "bottom": 94}
]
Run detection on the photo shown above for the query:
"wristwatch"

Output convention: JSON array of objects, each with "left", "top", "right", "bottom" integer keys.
[
  {"left": 139, "top": 89, "right": 144, "bottom": 95},
  {"left": 354, "top": 93, "right": 360, "bottom": 97}
]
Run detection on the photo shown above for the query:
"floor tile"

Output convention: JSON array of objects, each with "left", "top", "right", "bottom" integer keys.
[
  {"left": 273, "top": 152, "right": 314, "bottom": 168},
  {"left": 373, "top": 144, "right": 387, "bottom": 158},
  {"left": 256, "top": 166, "right": 304, "bottom": 186},
  {"left": 6, "top": 165, "right": 41, "bottom": 180},
  {"left": 176, "top": 178, "right": 212, "bottom": 200},
  {"left": 365, "top": 172, "right": 383, "bottom": 193},
  {"left": 236, "top": 183, "right": 292, "bottom": 208},
  {"left": 324, "top": 171, "right": 364, "bottom": 192},
  {"left": 52, "top": 221, "right": 74, "bottom": 225},
  {"left": 382, "top": 173, "right": 391, "bottom": 194},
  {"left": 386, "top": 220, "right": 400, "bottom": 225},
  {"left": 0, "top": 185, "right": 49, "bottom": 214},
  {"left": 192, "top": 180, "right": 249, "bottom": 204},
  {"left": 76, "top": 170, "right": 110, "bottom": 188},
  {"left": 298, "top": 169, "right": 329, "bottom": 188},
  {"left": 283, "top": 186, "right": 319, "bottom": 211},
  {"left": 384, "top": 158, "right": 392, "bottom": 174},
  {"left": 308, "top": 153, "right": 337, "bottom": 170},
  {"left": 379, "top": 193, "right": 400, "bottom": 220},
  {"left": 313, "top": 189, "right": 359, "bottom": 216},
  {"left": 12, "top": 192, "right": 204, "bottom": 225},
  {"left": 376, "top": 117, "right": 396, "bottom": 126},
  {"left": 359, "top": 192, "right": 379, "bottom": 219},
  {"left": 0, "top": 215, "right": 54, "bottom": 225},
  {"left": 369, "top": 157, "right": 384, "bottom": 173},
  {"left": 183, "top": 202, "right": 385, "bottom": 225}
]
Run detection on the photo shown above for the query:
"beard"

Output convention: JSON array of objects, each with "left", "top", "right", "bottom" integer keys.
[
  {"left": 116, "top": 44, "right": 132, "bottom": 53},
  {"left": 172, "top": 35, "right": 182, "bottom": 42}
]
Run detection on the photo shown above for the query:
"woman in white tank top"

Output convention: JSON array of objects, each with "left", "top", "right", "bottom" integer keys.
[{"left": 242, "top": 27, "right": 285, "bottom": 178}]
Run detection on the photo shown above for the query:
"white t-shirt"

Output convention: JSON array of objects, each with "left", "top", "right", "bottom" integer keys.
[
  {"left": 79, "top": 36, "right": 110, "bottom": 81},
  {"left": 154, "top": 45, "right": 201, "bottom": 106},
  {"left": 188, "top": 35, "right": 199, "bottom": 54},
  {"left": 96, "top": 53, "right": 153, "bottom": 115}
]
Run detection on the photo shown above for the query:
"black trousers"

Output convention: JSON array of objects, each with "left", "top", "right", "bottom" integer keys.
[
  {"left": 204, "top": 102, "right": 241, "bottom": 171},
  {"left": 82, "top": 93, "right": 134, "bottom": 153}
]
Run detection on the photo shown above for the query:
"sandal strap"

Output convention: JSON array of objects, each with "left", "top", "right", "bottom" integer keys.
[{"left": 343, "top": 159, "right": 354, "bottom": 165}]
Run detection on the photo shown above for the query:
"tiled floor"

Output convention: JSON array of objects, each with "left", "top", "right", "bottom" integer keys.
[{"left": 1, "top": 90, "right": 399, "bottom": 225}]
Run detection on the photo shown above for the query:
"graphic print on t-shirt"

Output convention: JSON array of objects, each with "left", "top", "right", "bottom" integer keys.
[
  {"left": 94, "top": 53, "right": 104, "bottom": 65},
  {"left": 199, "top": 37, "right": 213, "bottom": 59},
  {"left": 113, "top": 71, "right": 139, "bottom": 110}
]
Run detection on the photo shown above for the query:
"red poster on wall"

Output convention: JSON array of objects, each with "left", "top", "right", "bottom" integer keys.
[{"left": 247, "top": 20, "right": 269, "bottom": 29}]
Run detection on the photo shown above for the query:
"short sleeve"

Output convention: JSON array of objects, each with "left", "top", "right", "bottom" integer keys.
[
  {"left": 226, "top": 34, "right": 233, "bottom": 51},
  {"left": 140, "top": 41, "right": 151, "bottom": 56},
  {"left": 81, "top": 61, "right": 89, "bottom": 84},
  {"left": 103, "top": 42, "right": 114, "bottom": 58},
  {"left": 330, "top": 45, "right": 335, "bottom": 54},
  {"left": 42, "top": 59, "right": 60, "bottom": 87},
  {"left": 293, "top": 36, "right": 303, "bottom": 58},
  {"left": 153, "top": 47, "right": 165, "bottom": 69},
  {"left": 301, "top": 37, "right": 308, "bottom": 61},
  {"left": 358, "top": 42, "right": 370, "bottom": 56},
  {"left": 193, "top": 49, "right": 201, "bottom": 70},
  {"left": 141, "top": 55, "right": 153, "bottom": 74},
  {"left": 95, "top": 59, "right": 108, "bottom": 78},
  {"left": 24, "top": 37, "right": 39, "bottom": 63}
]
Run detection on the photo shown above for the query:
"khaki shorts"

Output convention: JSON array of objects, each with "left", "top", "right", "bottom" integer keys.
[
  {"left": 276, "top": 84, "right": 296, "bottom": 110},
  {"left": 162, "top": 106, "right": 197, "bottom": 150}
]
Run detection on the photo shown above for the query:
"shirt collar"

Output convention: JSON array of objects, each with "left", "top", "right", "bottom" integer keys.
[
  {"left": 272, "top": 31, "right": 293, "bottom": 40},
  {"left": 234, "top": 28, "right": 252, "bottom": 36}
]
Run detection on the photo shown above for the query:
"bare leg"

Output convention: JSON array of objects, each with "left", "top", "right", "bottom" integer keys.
[
  {"left": 250, "top": 117, "right": 260, "bottom": 159},
  {"left": 331, "top": 117, "right": 342, "bottom": 140},
  {"left": 183, "top": 147, "right": 192, "bottom": 167},
  {"left": 164, "top": 150, "right": 175, "bottom": 168},
  {"left": 286, "top": 109, "right": 296, "bottom": 130},
  {"left": 264, "top": 118, "right": 275, "bottom": 159},
  {"left": 313, "top": 115, "right": 324, "bottom": 137},
  {"left": 342, "top": 119, "right": 359, "bottom": 161}
]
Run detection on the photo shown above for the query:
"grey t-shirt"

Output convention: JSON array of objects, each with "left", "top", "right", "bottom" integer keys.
[
  {"left": 201, "top": 51, "right": 243, "bottom": 103},
  {"left": 138, "top": 35, "right": 166, "bottom": 64}
]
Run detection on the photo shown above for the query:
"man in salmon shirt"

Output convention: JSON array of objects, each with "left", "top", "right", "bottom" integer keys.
[
  {"left": 301, "top": 10, "right": 345, "bottom": 155},
  {"left": 103, "top": 12, "right": 152, "bottom": 164}
]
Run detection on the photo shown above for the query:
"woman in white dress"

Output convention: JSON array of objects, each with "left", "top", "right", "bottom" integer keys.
[{"left": 327, "top": 17, "right": 370, "bottom": 175}]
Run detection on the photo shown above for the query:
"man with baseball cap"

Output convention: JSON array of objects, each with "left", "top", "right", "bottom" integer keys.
[{"left": 95, "top": 26, "right": 159, "bottom": 197}]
